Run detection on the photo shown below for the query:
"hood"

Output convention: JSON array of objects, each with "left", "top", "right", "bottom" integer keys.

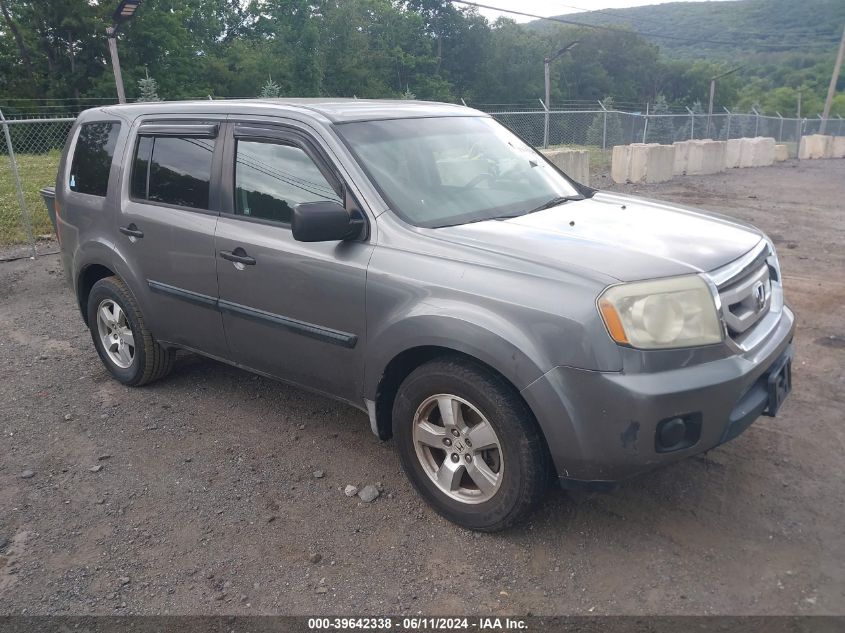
[{"left": 426, "top": 191, "right": 763, "bottom": 282}]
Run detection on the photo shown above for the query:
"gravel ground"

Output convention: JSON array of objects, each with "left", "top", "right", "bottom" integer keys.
[{"left": 1, "top": 159, "right": 843, "bottom": 616}]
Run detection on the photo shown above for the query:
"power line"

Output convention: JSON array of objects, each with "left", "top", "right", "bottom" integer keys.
[{"left": 450, "top": 0, "right": 836, "bottom": 51}]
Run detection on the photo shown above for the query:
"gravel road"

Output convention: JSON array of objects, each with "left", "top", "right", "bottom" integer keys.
[{"left": 1, "top": 159, "right": 843, "bottom": 615}]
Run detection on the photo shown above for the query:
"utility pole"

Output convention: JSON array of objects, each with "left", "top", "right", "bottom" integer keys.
[
  {"left": 107, "top": 27, "right": 126, "bottom": 103},
  {"left": 820, "top": 23, "right": 845, "bottom": 134},
  {"left": 796, "top": 88, "right": 803, "bottom": 155},
  {"left": 542, "top": 41, "right": 579, "bottom": 148},
  {"left": 707, "top": 64, "right": 743, "bottom": 139},
  {"left": 108, "top": 1, "right": 143, "bottom": 103}
]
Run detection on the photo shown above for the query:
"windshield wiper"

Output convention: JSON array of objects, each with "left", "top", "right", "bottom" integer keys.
[{"left": 527, "top": 195, "right": 582, "bottom": 214}]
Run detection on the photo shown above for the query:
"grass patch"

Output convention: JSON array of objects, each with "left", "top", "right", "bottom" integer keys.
[{"left": 0, "top": 151, "right": 60, "bottom": 245}]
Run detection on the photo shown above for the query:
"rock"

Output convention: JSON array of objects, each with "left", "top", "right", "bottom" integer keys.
[
  {"left": 266, "top": 515, "right": 277, "bottom": 523},
  {"left": 316, "top": 586, "right": 328, "bottom": 594},
  {"left": 64, "top": 413, "right": 74, "bottom": 421},
  {"left": 309, "top": 552, "right": 322, "bottom": 564},
  {"left": 344, "top": 485, "right": 358, "bottom": 497},
  {"left": 0, "top": 537, "right": 8, "bottom": 550},
  {"left": 358, "top": 485, "right": 380, "bottom": 503},
  {"left": 98, "top": 454, "right": 111, "bottom": 461},
  {"left": 240, "top": 594, "right": 248, "bottom": 602},
  {"left": 89, "top": 464, "right": 103, "bottom": 473},
  {"left": 119, "top": 577, "right": 130, "bottom": 586},
  {"left": 20, "top": 470, "right": 35, "bottom": 479},
  {"left": 313, "top": 470, "right": 325, "bottom": 479}
]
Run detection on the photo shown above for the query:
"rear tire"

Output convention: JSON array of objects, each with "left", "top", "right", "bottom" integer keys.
[
  {"left": 393, "top": 357, "right": 549, "bottom": 531},
  {"left": 87, "top": 276, "right": 173, "bottom": 386}
]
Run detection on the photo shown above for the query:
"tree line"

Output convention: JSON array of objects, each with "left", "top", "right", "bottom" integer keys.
[{"left": 0, "top": 0, "right": 842, "bottom": 117}]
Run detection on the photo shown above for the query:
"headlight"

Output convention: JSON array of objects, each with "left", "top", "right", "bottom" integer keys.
[{"left": 598, "top": 275, "right": 723, "bottom": 349}]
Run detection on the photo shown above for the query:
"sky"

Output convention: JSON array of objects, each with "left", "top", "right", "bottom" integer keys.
[{"left": 458, "top": 0, "right": 732, "bottom": 23}]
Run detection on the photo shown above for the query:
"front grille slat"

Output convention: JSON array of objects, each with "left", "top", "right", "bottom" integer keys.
[{"left": 713, "top": 243, "right": 775, "bottom": 339}]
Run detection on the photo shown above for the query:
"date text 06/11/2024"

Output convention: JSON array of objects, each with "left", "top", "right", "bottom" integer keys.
[{"left": 307, "top": 617, "right": 529, "bottom": 630}]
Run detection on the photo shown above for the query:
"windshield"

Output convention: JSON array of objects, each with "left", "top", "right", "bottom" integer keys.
[{"left": 336, "top": 116, "right": 582, "bottom": 228}]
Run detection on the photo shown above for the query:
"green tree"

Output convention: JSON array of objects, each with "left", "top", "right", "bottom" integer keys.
[
  {"left": 647, "top": 95, "right": 676, "bottom": 143},
  {"left": 258, "top": 76, "right": 281, "bottom": 98},
  {"left": 137, "top": 68, "right": 161, "bottom": 101}
]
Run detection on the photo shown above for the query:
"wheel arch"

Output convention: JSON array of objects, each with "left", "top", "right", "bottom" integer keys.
[
  {"left": 365, "top": 315, "right": 551, "bottom": 443},
  {"left": 77, "top": 263, "right": 117, "bottom": 325}
]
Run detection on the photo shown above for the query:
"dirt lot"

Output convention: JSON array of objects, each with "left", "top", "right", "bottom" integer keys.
[{"left": 1, "top": 159, "right": 843, "bottom": 616}]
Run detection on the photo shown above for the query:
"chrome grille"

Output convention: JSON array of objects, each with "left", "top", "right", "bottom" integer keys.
[
  {"left": 709, "top": 240, "right": 783, "bottom": 348},
  {"left": 719, "top": 264, "right": 771, "bottom": 335}
]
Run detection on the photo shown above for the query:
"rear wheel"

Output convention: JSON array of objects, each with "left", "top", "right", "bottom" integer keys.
[
  {"left": 393, "top": 357, "right": 549, "bottom": 531},
  {"left": 87, "top": 276, "right": 173, "bottom": 386}
]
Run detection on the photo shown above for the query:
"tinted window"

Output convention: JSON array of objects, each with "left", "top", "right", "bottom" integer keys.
[
  {"left": 69, "top": 122, "right": 121, "bottom": 196},
  {"left": 234, "top": 140, "right": 341, "bottom": 224},
  {"left": 141, "top": 136, "right": 214, "bottom": 209},
  {"left": 131, "top": 136, "right": 153, "bottom": 200}
]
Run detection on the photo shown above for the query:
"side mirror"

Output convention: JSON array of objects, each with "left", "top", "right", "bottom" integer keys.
[{"left": 291, "top": 201, "right": 362, "bottom": 242}]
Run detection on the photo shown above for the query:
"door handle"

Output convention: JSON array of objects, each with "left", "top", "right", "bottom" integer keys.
[
  {"left": 119, "top": 224, "right": 144, "bottom": 239},
  {"left": 219, "top": 248, "right": 256, "bottom": 266}
]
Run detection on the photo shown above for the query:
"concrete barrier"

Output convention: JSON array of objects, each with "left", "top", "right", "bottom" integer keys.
[
  {"left": 799, "top": 134, "right": 833, "bottom": 159},
  {"left": 673, "top": 140, "right": 726, "bottom": 175},
  {"left": 739, "top": 137, "right": 776, "bottom": 168},
  {"left": 774, "top": 144, "right": 789, "bottom": 162},
  {"left": 832, "top": 136, "right": 845, "bottom": 159},
  {"left": 612, "top": 143, "right": 673, "bottom": 184},
  {"left": 686, "top": 140, "right": 727, "bottom": 175},
  {"left": 672, "top": 141, "right": 691, "bottom": 176},
  {"left": 726, "top": 138, "right": 743, "bottom": 168},
  {"left": 541, "top": 148, "right": 590, "bottom": 186}
]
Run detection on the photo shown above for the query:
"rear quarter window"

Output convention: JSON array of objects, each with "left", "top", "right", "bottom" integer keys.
[{"left": 69, "top": 122, "right": 121, "bottom": 196}]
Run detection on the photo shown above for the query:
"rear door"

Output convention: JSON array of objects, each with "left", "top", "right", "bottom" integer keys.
[
  {"left": 214, "top": 121, "right": 373, "bottom": 404},
  {"left": 115, "top": 119, "right": 228, "bottom": 358}
]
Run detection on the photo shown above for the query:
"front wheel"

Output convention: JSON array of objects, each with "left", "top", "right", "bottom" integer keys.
[
  {"left": 393, "top": 357, "right": 549, "bottom": 531},
  {"left": 87, "top": 276, "right": 173, "bottom": 386}
]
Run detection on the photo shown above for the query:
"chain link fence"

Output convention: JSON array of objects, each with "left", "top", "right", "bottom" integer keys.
[
  {"left": 1, "top": 106, "right": 843, "bottom": 255},
  {"left": 488, "top": 108, "right": 845, "bottom": 150},
  {"left": 0, "top": 114, "right": 75, "bottom": 257}
]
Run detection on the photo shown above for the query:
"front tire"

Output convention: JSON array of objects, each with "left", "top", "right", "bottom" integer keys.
[
  {"left": 393, "top": 357, "right": 549, "bottom": 531},
  {"left": 87, "top": 276, "right": 173, "bottom": 386}
]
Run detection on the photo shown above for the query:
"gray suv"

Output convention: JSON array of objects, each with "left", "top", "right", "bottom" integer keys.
[{"left": 54, "top": 99, "right": 794, "bottom": 531}]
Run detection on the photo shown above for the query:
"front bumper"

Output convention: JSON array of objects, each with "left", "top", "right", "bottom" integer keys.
[{"left": 521, "top": 306, "right": 795, "bottom": 486}]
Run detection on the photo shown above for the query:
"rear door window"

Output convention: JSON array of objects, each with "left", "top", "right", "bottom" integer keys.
[
  {"left": 69, "top": 122, "right": 121, "bottom": 196},
  {"left": 131, "top": 135, "right": 215, "bottom": 210}
]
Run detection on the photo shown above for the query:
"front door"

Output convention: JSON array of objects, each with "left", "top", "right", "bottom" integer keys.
[
  {"left": 116, "top": 119, "right": 227, "bottom": 358},
  {"left": 214, "top": 122, "right": 372, "bottom": 404}
]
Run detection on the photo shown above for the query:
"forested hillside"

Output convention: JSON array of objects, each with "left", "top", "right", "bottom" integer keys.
[
  {"left": 532, "top": 0, "right": 845, "bottom": 116},
  {"left": 539, "top": 0, "right": 845, "bottom": 60},
  {"left": 0, "top": 0, "right": 842, "bottom": 117}
]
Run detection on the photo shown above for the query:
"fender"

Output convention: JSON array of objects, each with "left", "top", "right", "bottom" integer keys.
[
  {"left": 73, "top": 238, "right": 152, "bottom": 329},
  {"left": 364, "top": 304, "right": 552, "bottom": 400}
]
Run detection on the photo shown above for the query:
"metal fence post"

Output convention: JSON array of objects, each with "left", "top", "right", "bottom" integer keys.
[
  {"left": 0, "top": 109, "right": 37, "bottom": 259},
  {"left": 752, "top": 107, "right": 760, "bottom": 137},
  {"left": 685, "top": 106, "right": 694, "bottom": 140},
  {"left": 597, "top": 100, "right": 608, "bottom": 150},
  {"left": 723, "top": 107, "right": 732, "bottom": 140},
  {"left": 776, "top": 112, "right": 784, "bottom": 142},
  {"left": 641, "top": 102, "right": 649, "bottom": 143},
  {"left": 540, "top": 98, "right": 550, "bottom": 148},
  {"left": 838, "top": 114, "right": 843, "bottom": 137}
]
